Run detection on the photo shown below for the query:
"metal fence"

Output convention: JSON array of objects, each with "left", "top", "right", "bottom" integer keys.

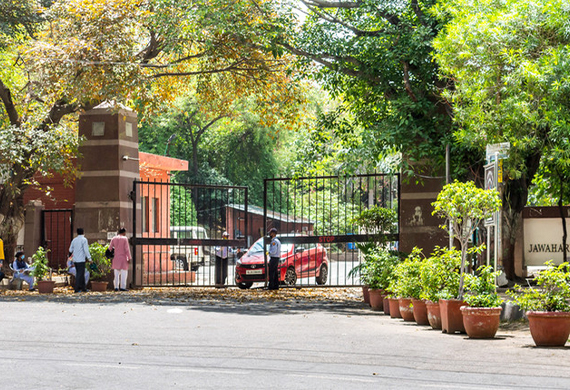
[
  {"left": 132, "top": 180, "right": 248, "bottom": 287},
  {"left": 250, "top": 174, "right": 400, "bottom": 288},
  {"left": 131, "top": 174, "right": 399, "bottom": 288}
]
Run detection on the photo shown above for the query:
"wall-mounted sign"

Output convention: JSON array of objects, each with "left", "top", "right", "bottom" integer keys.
[{"left": 524, "top": 217, "right": 570, "bottom": 266}]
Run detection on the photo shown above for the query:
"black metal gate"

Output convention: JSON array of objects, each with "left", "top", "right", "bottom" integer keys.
[
  {"left": 248, "top": 174, "right": 399, "bottom": 288},
  {"left": 132, "top": 180, "right": 248, "bottom": 287},
  {"left": 41, "top": 209, "right": 74, "bottom": 270}
]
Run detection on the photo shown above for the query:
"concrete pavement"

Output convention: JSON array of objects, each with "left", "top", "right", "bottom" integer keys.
[{"left": 1, "top": 288, "right": 569, "bottom": 389}]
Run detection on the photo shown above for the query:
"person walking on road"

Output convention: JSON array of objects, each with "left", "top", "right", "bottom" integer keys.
[
  {"left": 109, "top": 228, "right": 131, "bottom": 291},
  {"left": 267, "top": 228, "right": 281, "bottom": 291},
  {"left": 68, "top": 228, "right": 92, "bottom": 293}
]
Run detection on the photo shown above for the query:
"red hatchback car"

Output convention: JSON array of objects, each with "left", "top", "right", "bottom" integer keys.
[{"left": 235, "top": 235, "right": 329, "bottom": 289}]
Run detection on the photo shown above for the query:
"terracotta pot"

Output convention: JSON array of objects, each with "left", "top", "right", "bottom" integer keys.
[
  {"left": 37, "top": 280, "right": 55, "bottom": 294},
  {"left": 398, "top": 298, "right": 415, "bottom": 321},
  {"left": 440, "top": 299, "right": 466, "bottom": 334},
  {"left": 388, "top": 297, "right": 402, "bottom": 318},
  {"left": 461, "top": 306, "right": 503, "bottom": 339},
  {"left": 90, "top": 281, "right": 108, "bottom": 292},
  {"left": 362, "top": 286, "right": 370, "bottom": 305},
  {"left": 368, "top": 289, "right": 384, "bottom": 311},
  {"left": 383, "top": 297, "right": 391, "bottom": 315},
  {"left": 412, "top": 299, "right": 429, "bottom": 325},
  {"left": 425, "top": 301, "right": 442, "bottom": 330},
  {"left": 526, "top": 311, "right": 570, "bottom": 347}
]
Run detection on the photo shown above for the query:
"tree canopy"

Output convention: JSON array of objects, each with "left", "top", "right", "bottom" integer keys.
[
  {"left": 433, "top": 0, "right": 570, "bottom": 276},
  {"left": 0, "top": 0, "right": 301, "bottom": 258}
]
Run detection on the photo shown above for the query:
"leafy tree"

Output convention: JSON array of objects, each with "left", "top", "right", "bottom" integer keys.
[
  {"left": 0, "top": 0, "right": 300, "bottom": 259},
  {"left": 433, "top": 0, "right": 570, "bottom": 278},
  {"left": 276, "top": 0, "right": 477, "bottom": 179},
  {"left": 170, "top": 185, "right": 198, "bottom": 227},
  {"left": 432, "top": 181, "right": 501, "bottom": 298}
]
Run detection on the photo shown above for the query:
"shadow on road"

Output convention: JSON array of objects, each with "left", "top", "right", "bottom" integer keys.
[{"left": 0, "top": 287, "right": 377, "bottom": 317}]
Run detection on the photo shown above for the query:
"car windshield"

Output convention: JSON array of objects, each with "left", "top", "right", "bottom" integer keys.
[{"left": 248, "top": 240, "right": 294, "bottom": 254}]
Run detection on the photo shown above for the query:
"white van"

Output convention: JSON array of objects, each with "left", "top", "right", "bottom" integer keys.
[{"left": 170, "top": 226, "right": 209, "bottom": 271}]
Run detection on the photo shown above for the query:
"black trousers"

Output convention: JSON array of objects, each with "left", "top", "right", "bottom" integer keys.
[
  {"left": 75, "top": 262, "right": 87, "bottom": 292},
  {"left": 268, "top": 257, "right": 280, "bottom": 290},
  {"left": 215, "top": 255, "right": 228, "bottom": 285}
]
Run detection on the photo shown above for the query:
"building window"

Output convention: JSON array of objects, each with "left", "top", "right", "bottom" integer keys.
[
  {"left": 142, "top": 196, "right": 148, "bottom": 233},
  {"left": 151, "top": 197, "right": 160, "bottom": 233}
]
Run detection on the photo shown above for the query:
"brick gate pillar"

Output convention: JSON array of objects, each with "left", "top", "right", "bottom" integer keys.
[
  {"left": 399, "top": 177, "right": 448, "bottom": 256},
  {"left": 76, "top": 103, "right": 140, "bottom": 287}
]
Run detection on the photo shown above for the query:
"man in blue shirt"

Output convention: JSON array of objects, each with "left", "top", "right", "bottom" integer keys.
[
  {"left": 267, "top": 228, "right": 281, "bottom": 290},
  {"left": 68, "top": 228, "right": 92, "bottom": 293}
]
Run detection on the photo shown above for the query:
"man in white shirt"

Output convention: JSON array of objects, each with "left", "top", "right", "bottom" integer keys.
[
  {"left": 68, "top": 228, "right": 92, "bottom": 293},
  {"left": 214, "top": 231, "right": 230, "bottom": 287},
  {"left": 267, "top": 228, "right": 281, "bottom": 290}
]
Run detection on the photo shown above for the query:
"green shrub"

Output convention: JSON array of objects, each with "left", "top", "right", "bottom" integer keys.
[
  {"left": 31, "top": 246, "right": 51, "bottom": 281},
  {"left": 463, "top": 265, "right": 504, "bottom": 307},
  {"left": 419, "top": 246, "right": 461, "bottom": 302},
  {"left": 389, "top": 247, "right": 423, "bottom": 299},
  {"left": 88, "top": 242, "right": 112, "bottom": 281},
  {"left": 507, "top": 261, "right": 570, "bottom": 312},
  {"left": 360, "top": 248, "right": 400, "bottom": 290}
]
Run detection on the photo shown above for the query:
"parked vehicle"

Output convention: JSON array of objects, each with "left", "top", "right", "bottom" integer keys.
[
  {"left": 234, "top": 235, "right": 329, "bottom": 289},
  {"left": 170, "top": 226, "right": 209, "bottom": 271}
]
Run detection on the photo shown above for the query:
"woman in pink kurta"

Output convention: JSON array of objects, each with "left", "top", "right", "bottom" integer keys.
[{"left": 109, "top": 228, "right": 131, "bottom": 291}]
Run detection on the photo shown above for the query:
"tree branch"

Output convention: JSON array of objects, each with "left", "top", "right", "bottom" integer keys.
[
  {"left": 402, "top": 61, "right": 418, "bottom": 102},
  {"left": 150, "top": 60, "right": 247, "bottom": 78},
  {"left": 410, "top": 0, "right": 427, "bottom": 27},
  {"left": 304, "top": 5, "right": 388, "bottom": 37},
  {"left": 0, "top": 78, "right": 20, "bottom": 126},
  {"left": 39, "top": 100, "right": 79, "bottom": 131},
  {"left": 302, "top": 0, "right": 361, "bottom": 9}
]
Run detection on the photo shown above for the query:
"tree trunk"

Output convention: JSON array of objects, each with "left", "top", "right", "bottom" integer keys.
[
  {"left": 558, "top": 174, "right": 568, "bottom": 263},
  {"left": 501, "top": 150, "right": 541, "bottom": 280}
]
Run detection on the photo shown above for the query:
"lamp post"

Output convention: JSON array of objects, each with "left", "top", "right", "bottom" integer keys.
[{"left": 164, "top": 134, "right": 177, "bottom": 156}]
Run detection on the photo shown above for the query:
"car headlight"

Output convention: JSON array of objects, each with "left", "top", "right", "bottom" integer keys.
[
  {"left": 279, "top": 258, "right": 286, "bottom": 264},
  {"left": 236, "top": 259, "right": 242, "bottom": 266}
]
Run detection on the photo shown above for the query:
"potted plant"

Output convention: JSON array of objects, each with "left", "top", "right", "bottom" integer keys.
[
  {"left": 507, "top": 261, "right": 570, "bottom": 347},
  {"left": 349, "top": 206, "right": 398, "bottom": 309},
  {"left": 359, "top": 249, "right": 400, "bottom": 312},
  {"left": 389, "top": 248, "right": 424, "bottom": 323},
  {"left": 88, "top": 242, "right": 112, "bottom": 291},
  {"left": 431, "top": 182, "right": 500, "bottom": 334},
  {"left": 419, "top": 246, "right": 462, "bottom": 331},
  {"left": 461, "top": 265, "right": 504, "bottom": 339},
  {"left": 431, "top": 181, "right": 501, "bottom": 299},
  {"left": 31, "top": 247, "right": 55, "bottom": 293}
]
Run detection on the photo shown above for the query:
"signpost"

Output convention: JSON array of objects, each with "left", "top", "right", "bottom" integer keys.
[{"left": 484, "top": 142, "right": 510, "bottom": 275}]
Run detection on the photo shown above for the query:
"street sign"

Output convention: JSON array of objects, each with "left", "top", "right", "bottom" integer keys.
[
  {"left": 486, "top": 142, "right": 510, "bottom": 163},
  {"left": 484, "top": 162, "right": 497, "bottom": 226},
  {"left": 484, "top": 163, "right": 496, "bottom": 191}
]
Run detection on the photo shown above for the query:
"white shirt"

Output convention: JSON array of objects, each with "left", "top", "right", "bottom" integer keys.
[
  {"left": 269, "top": 236, "right": 281, "bottom": 258},
  {"left": 69, "top": 235, "right": 91, "bottom": 263}
]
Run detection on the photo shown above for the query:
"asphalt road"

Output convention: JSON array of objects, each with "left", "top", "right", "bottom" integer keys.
[{"left": 1, "top": 288, "right": 570, "bottom": 390}]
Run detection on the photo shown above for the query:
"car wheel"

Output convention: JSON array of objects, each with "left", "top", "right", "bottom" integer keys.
[
  {"left": 283, "top": 267, "right": 297, "bottom": 286},
  {"left": 236, "top": 281, "right": 253, "bottom": 289},
  {"left": 174, "top": 257, "right": 189, "bottom": 271},
  {"left": 316, "top": 264, "right": 328, "bottom": 285}
]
